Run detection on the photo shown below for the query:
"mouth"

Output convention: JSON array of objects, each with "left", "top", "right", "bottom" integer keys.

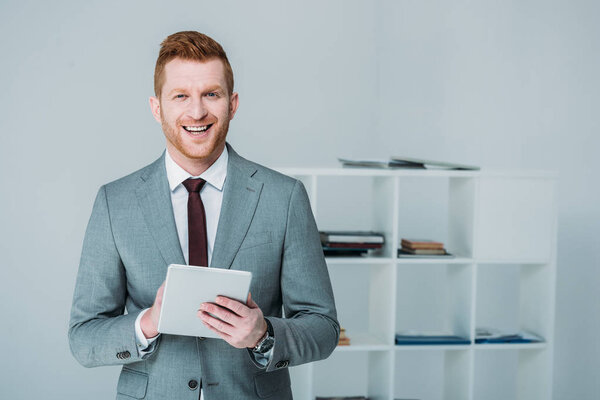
[{"left": 182, "top": 124, "right": 214, "bottom": 136}]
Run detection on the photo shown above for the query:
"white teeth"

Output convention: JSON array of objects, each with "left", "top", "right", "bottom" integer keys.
[{"left": 184, "top": 125, "right": 208, "bottom": 132}]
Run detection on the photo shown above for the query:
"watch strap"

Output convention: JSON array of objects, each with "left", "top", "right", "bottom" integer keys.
[{"left": 252, "top": 319, "right": 274, "bottom": 353}]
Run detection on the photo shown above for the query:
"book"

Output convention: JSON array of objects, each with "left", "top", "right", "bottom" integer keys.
[
  {"left": 396, "top": 335, "right": 470, "bottom": 345},
  {"left": 338, "top": 327, "right": 351, "bottom": 346},
  {"left": 401, "top": 238, "right": 444, "bottom": 250},
  {"left": 399, "top": 248, "right": 447, "bottom": 255},
  {"left": 398, "top": 249, "right": 454, "bottom": 258},
  {"left": 320, "top": 231, "right": 385, "bottom": 244},
  {"left": 324, "top": 249, "right": 369, "bottom": 257},
  {"left": 324, "top": 242, "right": 383, "bottom": 249},
  {"left": 395, "top": 332, "right": 470, "bottom": 345}
]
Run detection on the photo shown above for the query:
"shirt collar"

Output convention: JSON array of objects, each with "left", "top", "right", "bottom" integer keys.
[{"left": 165, "top": 147, "right": 228, "bottom": 192}]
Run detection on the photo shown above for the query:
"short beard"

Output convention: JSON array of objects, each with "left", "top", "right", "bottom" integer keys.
[{"left": 160, "top": 110, "right": 230, "bottom": 161}]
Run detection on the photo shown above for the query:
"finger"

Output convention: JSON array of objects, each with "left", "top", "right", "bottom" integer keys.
[
  {"left": 201, "top": 318, "right": 232, "bottom": 341},
  {"left": 215, "top": 296, "right": 250, "bottom": 317},
  {"left": 199, "top": 310, "right": 235, "bottom": 336},
  {"left": 156, "top": 282, "right": 165, "bottom": 298},
  {"left": 156, "top": 282, "right": 166, "bottom": 302},
  {"left": 246, "top": 292, "right": 258, "bottom": 309},
  {"left": 200, "top": 303, "right": 242, "bottom": 326},
  {"left": 201, "top": 315, "right": 252, "bottom": 349}
]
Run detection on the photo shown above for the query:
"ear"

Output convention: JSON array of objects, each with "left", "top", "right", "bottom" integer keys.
[
  {"left": 228, "top": 92, "right": 239, "bottom": 120},
  {"left": 149, "top": 96, "right": 162, "bottom": 123}
]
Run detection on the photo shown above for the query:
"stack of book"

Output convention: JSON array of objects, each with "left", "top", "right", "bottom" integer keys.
[
  {"left": 338, "top": 327, "right": 350, "bottom": 346},
  {"left": 398, "top": 238, "right": 452, "bottom": 258},
  {"left": 320, "top": 231, "right": 385, "bottom": 257}
]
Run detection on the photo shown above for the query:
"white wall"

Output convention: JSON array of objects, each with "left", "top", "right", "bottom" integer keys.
[{"left": 0, "top": 1, "right": 597, "bottom": 398}]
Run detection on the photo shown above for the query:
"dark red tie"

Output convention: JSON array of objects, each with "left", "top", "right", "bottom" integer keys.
[{"left": 182, "top": 178, "right": 208, "bottom": 267}]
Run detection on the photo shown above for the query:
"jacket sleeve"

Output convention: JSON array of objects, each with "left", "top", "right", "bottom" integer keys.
[
  {"left": 68, "top": 185, "right": 158, "bottom": 367},
  {"left": 260, "top": 180, "right": 340, "bottom": 372}
]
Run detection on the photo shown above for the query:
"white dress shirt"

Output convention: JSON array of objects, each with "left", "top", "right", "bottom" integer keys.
[
  {"left": 133, "top": 147, "right": 271, "bottom": 396},
  {"left": 135, "top": 147, "right": 228, "bottom": 348},
  {"left": 165, "top": 146, "right": 227, "bottom": 266}
]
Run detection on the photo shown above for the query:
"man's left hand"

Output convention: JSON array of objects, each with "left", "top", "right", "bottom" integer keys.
[{"left": 198, "top": 292, "right": 267, "bottom": 349}]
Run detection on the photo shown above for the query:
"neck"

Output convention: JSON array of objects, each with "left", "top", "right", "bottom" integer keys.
[{"left": 166, "top": 144, "right": 224, "bottom": 176}]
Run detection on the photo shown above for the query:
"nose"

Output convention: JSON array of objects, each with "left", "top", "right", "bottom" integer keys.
[{"left": 186, "top": 96, "right": 208, "bottom": 121}]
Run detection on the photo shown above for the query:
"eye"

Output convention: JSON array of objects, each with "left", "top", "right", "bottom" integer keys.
[
  {"left": 206, "top": 92, "right": 219, "bottom": 98},
  {"left": 174, "top": 94, "right": 187, "bottom": 100}
]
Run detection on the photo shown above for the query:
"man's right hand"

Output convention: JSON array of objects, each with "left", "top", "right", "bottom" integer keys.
[{"left": 141, "top": 282, "right": 165, "bottom": 339}]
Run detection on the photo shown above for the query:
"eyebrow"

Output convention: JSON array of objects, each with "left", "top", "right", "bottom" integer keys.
[
  {"left": 167, "top": 85, "right": 225, "bottom": 96},
  {"left": 203, "top": 85, "right": 225, "bottom": 93},
  {"left": 167, "top": 88, "right": 188, "bottom": 96}
]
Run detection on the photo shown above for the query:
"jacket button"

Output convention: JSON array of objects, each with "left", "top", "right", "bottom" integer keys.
[
  {"left": 188, "top": 380, "right": 198, "bottom": 390},
  {"left": 275, "top": 360, "right": 289, "bottom": 369},
  {"left": 122, "top": 351, "right": 131, "bottom": 359}
]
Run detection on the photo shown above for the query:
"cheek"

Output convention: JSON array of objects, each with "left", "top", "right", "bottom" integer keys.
[
  {"left": 218, "top": 106, "right": 233, "bottom": 121},
  {"left": 164, "top": 111, "right": 182, "bottom": 125}
]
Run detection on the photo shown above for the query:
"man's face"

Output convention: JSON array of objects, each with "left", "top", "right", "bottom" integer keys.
[{"left": 150, "top": 58, "right": 238, "bottom": 170}]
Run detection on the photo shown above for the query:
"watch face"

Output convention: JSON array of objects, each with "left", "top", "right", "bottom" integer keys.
[{"left": 257, "top": 336, "right": 274, "bottom": 354}]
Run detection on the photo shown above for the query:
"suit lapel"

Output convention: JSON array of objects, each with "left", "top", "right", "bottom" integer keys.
[
  {"left": 211, "top": 145, "right": 263, "bottom": 269},
  {"left": 135, "top": 153, "right": 186, "bottom": 266}
]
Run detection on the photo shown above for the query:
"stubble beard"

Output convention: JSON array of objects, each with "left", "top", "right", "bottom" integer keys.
[{"left": 161, "top": 113, "right": 230, "bottom": 162}]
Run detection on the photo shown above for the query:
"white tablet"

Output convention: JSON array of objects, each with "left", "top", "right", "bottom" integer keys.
[{"left": 157, "top": 264, "right": 252, "bottom": 339}]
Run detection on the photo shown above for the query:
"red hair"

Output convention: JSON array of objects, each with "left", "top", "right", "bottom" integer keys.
[{"left": 154, "top": 31, "right": 234, "bottom": 97}]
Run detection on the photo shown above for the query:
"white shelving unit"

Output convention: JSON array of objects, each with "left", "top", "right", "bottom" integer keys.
[{"left": 276, "top": 168, "right": 557, "bottom": 400}]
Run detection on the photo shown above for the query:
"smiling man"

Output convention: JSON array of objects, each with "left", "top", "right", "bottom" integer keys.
[{"left": 69, "top": 31, "right": 339, "bottom": 400}]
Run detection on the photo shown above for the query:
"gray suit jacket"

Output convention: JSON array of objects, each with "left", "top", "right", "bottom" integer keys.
[{"left": 69, "top": 144, "right": 339, "bottom": 399}]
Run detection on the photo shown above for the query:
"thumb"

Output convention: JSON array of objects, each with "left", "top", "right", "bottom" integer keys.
[
  {"left": 247, "top": 292, "right": 258, "bottom": 308},
  {"left": 156, "top": 281, "right": 166, "bottom": 305}
]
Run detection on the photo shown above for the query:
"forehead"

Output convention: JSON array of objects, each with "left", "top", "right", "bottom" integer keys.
[{"left": 161, "top": 58, "right": 228, "bottom": 92}]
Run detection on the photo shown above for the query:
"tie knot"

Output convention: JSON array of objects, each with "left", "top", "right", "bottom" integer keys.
[{"left": 183, "top": 178, "right": 206, "bottom": 193}]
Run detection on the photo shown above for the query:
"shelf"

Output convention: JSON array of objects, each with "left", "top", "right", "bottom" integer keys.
[
  {"left": 334, "top": 333, "right": 391, "bottom": 352},
  {"left": 325, "top": 256, "right": 549, "bottom": 265},
  {"left": 395, "top": 344, "right": 471, "bottom": 351},
  {"left": 278, "top": 167, "right": 557, "bottom": 179},
  {"left": 396, "top": 256, "right": 473, "bottom": 264},
  {"left": 473, "top": 346, "right": 553, "bottom": 400},
  {"left": 277, "top": 167, "right": 479, "bottom": 178},
  {"left": 476, "top": 259, "right": 550, "bottom": 265},
  {"left": 326, "top": 256, "right": 395, "bottom": 265},
  {"left": 395, "top": 350, "right": 471, "bottom": 400},
  {"left": 281, "top": 169, "right": 556, "bottom": 400},
  {"left": 477, "top": 169, "right": 558, "bottom": 179},
  {"left": 312, "top": 351, "right": 392, "bottom": 400}
]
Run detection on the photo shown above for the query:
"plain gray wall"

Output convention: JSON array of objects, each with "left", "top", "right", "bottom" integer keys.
[{"left": 1, "top": 0, "right": 598, "bottom": 399}]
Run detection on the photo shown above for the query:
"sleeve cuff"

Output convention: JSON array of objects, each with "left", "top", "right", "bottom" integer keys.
[
  {"left": 134, "top": 308, "right": 160, "bottom": 355},
  {"left": 251, "top": 345, "right": 274, "bottom": 368}
]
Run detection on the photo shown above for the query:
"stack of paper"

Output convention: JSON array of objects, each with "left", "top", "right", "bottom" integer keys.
[
  {"left": 475, "top": 327, "right": 543, "bottom": 344},
  {"left": 339, "top": 157, "right": 479, "bottom": 171}
]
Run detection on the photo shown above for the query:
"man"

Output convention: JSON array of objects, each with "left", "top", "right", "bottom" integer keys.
[{"left": 69, "top": 31, "right": 339, "bottom": 400}]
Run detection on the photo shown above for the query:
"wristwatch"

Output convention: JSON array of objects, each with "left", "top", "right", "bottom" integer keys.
[{"left": 252, "top": 319, "right": 274, "bottom": 354}]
